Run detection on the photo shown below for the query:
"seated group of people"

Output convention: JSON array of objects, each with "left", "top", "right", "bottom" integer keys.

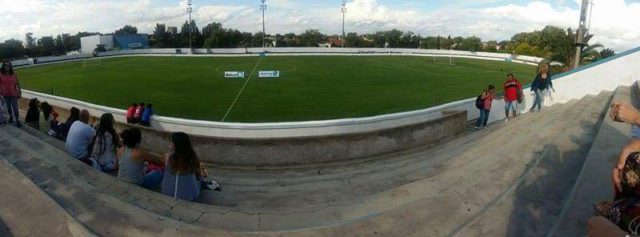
[
  {"left": 18, "top": 99, "right": 217, "bottom": 201},
  {"left": 63, "top": 109, "right": 218, "bottom": 201},
  {"left": 126, "top": 102, "right": 153, "bottom": 127}
]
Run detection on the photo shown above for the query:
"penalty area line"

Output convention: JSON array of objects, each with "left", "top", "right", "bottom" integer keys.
[{"left": 221, "top": 57, "right": 262, "bottom": 122}]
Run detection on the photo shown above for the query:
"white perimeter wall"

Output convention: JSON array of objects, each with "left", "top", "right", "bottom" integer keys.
[{"left": 18, "top": 47, "right": 639, "bottom": 139}]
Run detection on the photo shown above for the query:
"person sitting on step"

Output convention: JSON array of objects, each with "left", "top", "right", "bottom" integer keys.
[
  {"left": 89, "top": 113, "right": 121, "bottom": 173},
  {"left": 116, "top": 128, "right": 164, "bottom": 189},
  {"left": 65, "top": 109, "right": 95, "bottom": 162}
]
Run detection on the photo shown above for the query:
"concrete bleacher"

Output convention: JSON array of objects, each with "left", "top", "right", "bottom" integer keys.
[
  {"left": 0, "top": 81, "right": 633, "bottom": 236},
  {"left": 548, "top": 85, "right": 635, "bottom": 236}
]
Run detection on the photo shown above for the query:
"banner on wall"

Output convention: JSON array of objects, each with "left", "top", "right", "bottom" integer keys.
[
  {"left": 224, "top": 71, "right": 245, "bottom": 78},
  {"left": 259, "top": 71, "right": 280, "bottom": 78}
]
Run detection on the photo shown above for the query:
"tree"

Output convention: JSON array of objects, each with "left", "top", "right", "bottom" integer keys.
[
  {"left": 441, "top": 35, "right": 453, "bottom": 50},
  {"left": 514, "top": 43, "right": 534, "bottom": 56},
  {"left": 37, "top": 36, "right": 55, "bottom": 56},
  {"left": 115, "top": 25, "right": 138, "bottom": 35},
  {"left": 0, "top": 39, "right": 25, "bottom": 59},
  {"left": 25, "top": 33, "right": 35, "bottom": 49},
  {"left": 54, "top": 35, "right": 66, "bottom": 55},
  {"left": 484, "top": 41, "right": 498, "bottom": 52},
  {"left": 180, "top": 20, "right": 201, "bottom": 47},
  {"left": 460, "top": 36, "right": 482, "bottom": 52},
  {"left": 420, "top": 36, "right": 439, "bottom": 49},
  {"left": 599, "top": 48, "right": 615, "bottom": 59},
  {"left": 566, "top": 27, "right": 603, "bottom": 67},
  {"left": 299, "top": 29, "right": 325, "bottom": 47},
  {"left": 151, "top": 23, "right": 168, "bottom": 48},
  {"left": 345, "top": 32, "right": 362, "bottom": 47}
]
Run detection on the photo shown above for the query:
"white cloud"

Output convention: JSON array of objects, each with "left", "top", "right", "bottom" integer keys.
[{"left": 0, "top": 0, "right": 638, "bottom": 52}]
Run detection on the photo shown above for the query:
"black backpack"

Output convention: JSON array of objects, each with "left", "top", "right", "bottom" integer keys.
[{"left": 475, "top": 92, "right": 484, "bottom": 109}]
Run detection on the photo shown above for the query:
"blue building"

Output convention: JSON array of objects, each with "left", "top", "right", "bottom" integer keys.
[{"left": 113, "top": 34, "right": 150, "bottom": 50}]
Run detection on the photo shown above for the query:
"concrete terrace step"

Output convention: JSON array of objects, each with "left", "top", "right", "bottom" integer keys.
[
  {"left": 448, "top": 90, "right": 614, "bottom": 236},
  {"left": 0, "top": 89, "right": 618, "bottom": 236},
  {"left": 549, "top": 86, "right": 635, "bottom": 236},
  {"left": 202, "top": 97, "right": 589, "bottom": 212},
  {"left": 0, "top": 158, "right": 95, "bottom": 237},
  {"left": 0, "top": 126, "right": 236, "bottom": 237}
]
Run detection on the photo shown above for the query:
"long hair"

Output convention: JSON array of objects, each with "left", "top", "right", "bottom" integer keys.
[
  {"left": 41, "top": 102, "right": 53, "bottom": 121},
  {"left": 538, "top": 63, "right": 549, "bottom": 74},
  {"left": 170, "top": 132, "right": 199, "bottom": 175},
  {"left": 0, "top": 60, "right": 13, "bottom": 75},
  {"left": 92, "top": 113, "right": 118, "bottom": 156},
  {"left": 67, "top": 107, "right": 81, "bottom": 124}
]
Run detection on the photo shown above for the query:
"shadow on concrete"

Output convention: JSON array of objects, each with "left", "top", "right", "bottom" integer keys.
[
  {"left": 0, "top": 217, "right": 14, "bottom": 237},
  {"left": 505, "top": 116, "right": 622, "bottom": 236}
]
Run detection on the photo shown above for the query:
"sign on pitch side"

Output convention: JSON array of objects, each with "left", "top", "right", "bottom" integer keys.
[
  {"left": 259, "top": 71, "right": 280, "bottom": 78},
  {"left": 225, "top": 71, "right": 245, "bottom": 78}
]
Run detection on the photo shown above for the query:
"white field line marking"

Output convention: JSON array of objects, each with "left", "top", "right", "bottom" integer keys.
[{"left": 221, "top": 57, "right": 262, "bottom": 122}]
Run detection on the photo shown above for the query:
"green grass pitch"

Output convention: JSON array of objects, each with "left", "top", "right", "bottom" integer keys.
[{"left": 17, "top": 55, "right": 537, "bottom": 123}]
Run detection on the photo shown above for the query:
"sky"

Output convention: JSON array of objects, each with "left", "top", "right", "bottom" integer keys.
[{"left": 1, "top": 0, "right": 639, "bottom": 52}]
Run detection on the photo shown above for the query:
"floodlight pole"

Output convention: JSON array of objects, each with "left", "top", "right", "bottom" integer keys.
[
  {"left": 574, "top": 0, "right": 591, "bottom": 69},
  {"left": 187, "top": 0, "right": 193, "bottom": 51},
  {"left": 261, "top": 0, "right": 267, "bottom": 48},
  {"left": 341, "top": 1, "right": 347, "bottom": 48}
]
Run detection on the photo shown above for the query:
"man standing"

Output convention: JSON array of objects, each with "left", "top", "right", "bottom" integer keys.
[
  {"left": 503, "top": 73, "right": 522, "bottom": 121},
  {"left": 65, "top": 109, "right": 95, "bottom": 160}
]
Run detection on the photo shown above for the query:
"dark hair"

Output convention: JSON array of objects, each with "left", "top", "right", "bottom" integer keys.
[
  {"left": 41, "top": 102, "right": 53, "bottom": 121},
  {"left": 28, "top": 98, "right": 39, "bottom": 109},
  {"left": 170, "top": 132, "right": 199, "bottom": 175},
  {"left": 120, "top": 128, "right": 141, "bottom": 149},
  {"left": 1, "top": 60, "right": 14, "bottom": 75},
  {"left": 80, "top": 109, "right": 90, "bottom": 124},
  {"left": 92, "top": 113, "right": 119, "bottom": 156},
  {"left": 488, "top": 84, "right": 496, "bottom": 90},
  {"left": 67, "top": 107, "right": 81, "bottom": 124},
  {"left": 27, "top": 99, "right": 40, "bottom": 122},
  {"left": 132, "top": 103, "right": 137, "bottom": 107},
  {"left": 139, "top": 102, "right": 145, "bottom": 106}
]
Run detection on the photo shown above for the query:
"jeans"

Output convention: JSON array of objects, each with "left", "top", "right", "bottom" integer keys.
[
  {"left": 476, "top": 109, "right": 490, "bottom": 128},
  {"left": 4, "top": 96, "right": 19, "bottom": 122},
  {"left": 530, "top": 89, "right": 545, "bottom": 111},
  {"left": 141, "top": 170, "right": 164, "bottom": 189},
  {"left": 505, "top": 100, "right": 517, "bottom": 113}
]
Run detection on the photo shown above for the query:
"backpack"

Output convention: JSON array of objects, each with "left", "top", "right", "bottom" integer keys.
[{"left": 475, "top": 93, "right": 484, "bottom": 109}]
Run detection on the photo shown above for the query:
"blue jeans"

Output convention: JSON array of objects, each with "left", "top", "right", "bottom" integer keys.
[
  {"left": 3, "top": 96, "right": 19, "bottom": 122},
  {"left": 505, "top": 100, "right": 517, "bottom": 113},
  {"left": 476, "top": 109, "right": 490, "bottom": 128},
  {"left": 530, "top": 89, "right": 545, "bottom": 111},
  {"left": 141, "top": 170, "right": 164, "bottom": 189}
]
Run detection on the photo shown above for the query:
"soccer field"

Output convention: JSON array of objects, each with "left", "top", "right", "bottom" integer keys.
[{"left": 17, "top": 55, "right": 537, "bottom": 123}]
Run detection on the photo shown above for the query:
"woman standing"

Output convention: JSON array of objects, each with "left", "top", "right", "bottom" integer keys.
[
  {"left": 161, "top": 132, "right": 203, "bottom": 201},
  {"left": 90, "top": 113, "right": 120, "bottom": 172},
  {"left": 529, "top": 64, "right": 555, "bottom": 112},
  {"left": 0, "top": 60, "right": 22, "bottom": 127}
]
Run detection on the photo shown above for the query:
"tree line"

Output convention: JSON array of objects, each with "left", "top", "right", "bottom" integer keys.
[{"left": 0, "top": 21, "right": 616, "bottom": 68}]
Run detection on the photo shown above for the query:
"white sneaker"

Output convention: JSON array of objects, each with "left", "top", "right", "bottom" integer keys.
[{"left": 504, "top": 118, "right": 509, "bottom": 122}]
